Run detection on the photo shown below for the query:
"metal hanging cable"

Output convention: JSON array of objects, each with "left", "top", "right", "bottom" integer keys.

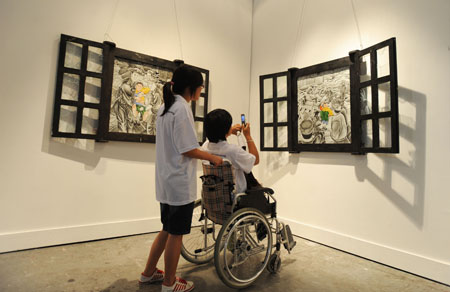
[
  {"left": 104, "top": 0, "right": 120, "bottom": 42},
  {"left": 173, "top": 0, "right": 184, "bottom": 60},
  {"left": 247, "top": 1, "right": 255, "bottom": 123},
  {"left": 291, "top": 0, "right": 307, "bottom": 67},
  {"left": 351, "top": 0, "right": 364, "bottom": 49}
]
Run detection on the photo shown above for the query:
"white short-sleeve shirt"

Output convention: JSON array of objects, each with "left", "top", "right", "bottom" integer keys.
[
  {"left": 201, "top": 140, "right": 256, "bottom": 193},
  {"left": 155, "top": 95, "right": 200, "bottom": 205}
]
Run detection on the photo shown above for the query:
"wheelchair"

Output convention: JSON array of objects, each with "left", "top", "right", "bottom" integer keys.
[{"left": 181, "top": 161, "right": 296, "bottom": 289}]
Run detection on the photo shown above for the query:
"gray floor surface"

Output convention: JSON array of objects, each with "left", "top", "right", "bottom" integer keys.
[{"left": 0, "top": 233, "right": 449, "bottom": 292}]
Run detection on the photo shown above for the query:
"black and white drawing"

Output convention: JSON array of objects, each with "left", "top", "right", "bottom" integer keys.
[
  {"left": 109, "top": 58, "right": 172, "bottom": 135},
  {"left": 52, "top": 34, "right": 209, "bottom": 144},
  {"left": 297, "top": 67, "right": 351, "bottom": 144},
  {"left": 259, "top": 38, "right": 398, "bottom": 154}
]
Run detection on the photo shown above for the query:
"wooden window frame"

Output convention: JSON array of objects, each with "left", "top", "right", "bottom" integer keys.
[
  {"left": 259, "top": 38, "right": 399, "bottom": 154},
  {"left": 354, "top": 38, "right": 399, "bottom": 153},
  {"left": 288, "top": 57, "right": 359, "bottom": 153},
  {"left": 52, "top": 34, "right": 106, "bottom": 140},
  {"left": 259, "top": 71, "right": 290, "bottom": 151},
  {"left": 52, "top": 34, "right": 210, "bottom": 144}
]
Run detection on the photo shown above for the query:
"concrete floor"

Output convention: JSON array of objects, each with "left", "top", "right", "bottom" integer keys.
[{"left": 0, "top": 233, "right": 449, "bottom": 292}]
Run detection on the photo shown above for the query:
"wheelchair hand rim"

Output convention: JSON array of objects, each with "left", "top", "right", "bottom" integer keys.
[{"left": 222, "top": 213, "right": 272, "bottom": 284}]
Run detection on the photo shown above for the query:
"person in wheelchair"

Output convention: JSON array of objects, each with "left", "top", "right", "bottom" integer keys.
[
  {"left": 202, "top": 109, "right": 258, "bottom": 191},
  {"left": 202, "top": 109, "right": 270, "bottom": 214},
  {"left": 180, "top": 109, "right": 296, "bottom": 289}
]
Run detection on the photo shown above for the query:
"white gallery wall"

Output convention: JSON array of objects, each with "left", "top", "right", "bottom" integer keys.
[
  {"left": 249, "top": 0, "right": 450, "bottom": 285},
  {"left": 0, "top": 0, "right": 449, "bottom": 286},
  {"left": 0, "top": 0, "right": 252, "bottom": 252}
]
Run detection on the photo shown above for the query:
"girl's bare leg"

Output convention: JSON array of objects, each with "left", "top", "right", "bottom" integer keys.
[
  {"left": 162, "top": 234, "right": 183, "bottom": 286},
  {"left": 142, "top": 230, "right": 169, "bottom": 276}
]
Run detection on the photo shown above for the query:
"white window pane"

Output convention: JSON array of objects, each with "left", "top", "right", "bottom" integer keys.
[
  {"left": 277, "top": 101, "right": 287, "bottom": 123},
  {"left": 64, "top": 42, "right": 82, "bottom": 69},
  {"left": 264, "top": 103, "right": 273, "bottom": 123},
  {"left": 62, "top": 73, "right": 79, "bottom": 101},
  {"left": 85, "top": 76, "right": 101, "bottom": 104},
  {"left": 360, "top": 86, "right": 372, "bottom": 115},
  {"left": 277, "top": 126, "right": 288, "bottom": 148},
  {"left": 59, "top": 105, "right": 77, "bottom": 133},
  {"left": 264, "top": 127, "right": 273, "bottom": 148},
  {"left": 81, "top": 108, "right": 99, "bottom": 135},
  {"left": 362, "top": 120, "right": 373, "bottom": 148},
  {"left": 360, "top": 54, "right": 371, "bottom": 83},
  {"left": 87, "top": 46, "right": 103, "bottom": 73},
  {"left": 378, "top": 82, "right": 391, "bottom": 112},
  {"left": 277, "top": 76, "right": 287, "bottom": 97},
  {"left": 195, "top": 121, "right": 203, "bottom": 141},
  {"left": 201, "top": 73, "right": 206, "bottom": 93},
  {"left": 379, "top": 118, "right": 392, "bottom": 148},
  {"left": 195, "top": 97, "right": 205, "bottom": 118},
  {"left": 263, "top": 78, "right": 273, "bottom": 99},
  {"left": 377, "top": 47, "right": 390, "bottom": 78}
]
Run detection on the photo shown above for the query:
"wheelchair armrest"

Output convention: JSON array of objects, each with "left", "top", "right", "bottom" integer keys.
[{"left": 246, "top": 187, "right": 274, "bottom": 195}]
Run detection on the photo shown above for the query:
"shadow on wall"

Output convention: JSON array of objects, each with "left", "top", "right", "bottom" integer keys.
[
  {"left": 259, "top": 86, "right": 426, "bottom": 229},
  {"left": 353, "top": 87, "right": 426, "bottom": 229},
  {"left": 40, "top": 38, "right": 157, "bottom": 171}
]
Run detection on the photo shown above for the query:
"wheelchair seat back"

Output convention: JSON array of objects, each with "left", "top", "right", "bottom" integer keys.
[
  {"left": 201, "top": 161, "right": 234, "bottom": 225},
  {"left": 201, "top": 161, "right": 277, "bottom": 224}
]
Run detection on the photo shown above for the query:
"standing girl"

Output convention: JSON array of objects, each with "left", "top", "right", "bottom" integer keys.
[{"left": 139, "top": 66, "right": 222, "bottom": 292}]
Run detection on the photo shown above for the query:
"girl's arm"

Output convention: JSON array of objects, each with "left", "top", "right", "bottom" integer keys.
[{"left": 183, "top": 148, "right": 223, "bottom": 166}]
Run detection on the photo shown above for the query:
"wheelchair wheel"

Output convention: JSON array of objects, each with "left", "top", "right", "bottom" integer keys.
[
  {"left": 267, "top": 253, "right": 281, "bottom": 274},
  {"left": 214, "top": 208, "right": 272, "bottom": 289},
  {"left": 181, "top": 199, "right": 216, "bottom": 264}
]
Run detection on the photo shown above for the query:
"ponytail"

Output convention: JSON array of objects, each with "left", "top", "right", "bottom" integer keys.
[
  {"left": 161, "top": 81, "right": 175, "bottom": 116},
  {"left": 160, "top": 65, "right": 203, "bottom": 116}
]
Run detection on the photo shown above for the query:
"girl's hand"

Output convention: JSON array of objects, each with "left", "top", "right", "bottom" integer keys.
[
  {"left": 230, "top": 124, "right": 242, "bottom": 135},
  {"left": 211, "top": 155, "right": 223, "bottom": 166}
]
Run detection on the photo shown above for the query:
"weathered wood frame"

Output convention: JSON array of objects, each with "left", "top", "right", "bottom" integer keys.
[
  {"left": 289, "top": 56, "right": 359, "bottom": 153},
  {"left": 259, "top": 71, "right": 290, "bottom": 151},
  {"left": 52, "top": 34, "right": 107, "bottom": 140},
  {"left": 259, "top": 37, "right": 399, "bottom": 154},
  {"left": 354, "top": 38, "right": 399, "bottom": 153},
  {"left": 52, "top": 34, "right": 210, "bottom": 144}
]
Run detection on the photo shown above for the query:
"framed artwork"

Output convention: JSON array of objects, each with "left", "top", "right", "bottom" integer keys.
[
  {"left": 98, "top": 46, "right": 177, "bottom": 143},
  {"left": 289, "top": 56, "right": 359, "bottom": 153},
  {"left": 259, "top": 38, "right": 399, "bottom": 154},
  {"left": 52, "top": 34, "right": 210, "bottom": 144}
]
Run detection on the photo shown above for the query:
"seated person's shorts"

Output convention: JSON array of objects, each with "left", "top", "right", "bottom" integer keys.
[{"left": 160, "top": 202, "right": 194, "bottom": 235}]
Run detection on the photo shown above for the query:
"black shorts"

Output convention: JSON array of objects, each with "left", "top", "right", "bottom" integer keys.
[{"left": 160, "top": 202, "right": 194, "bottom": 235}]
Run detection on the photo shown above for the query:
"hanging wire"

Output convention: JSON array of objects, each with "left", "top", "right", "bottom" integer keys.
[
  {"left": 291, "top": 0, "right": 307, "bottom": 67},
  {"left": 104, "top": 0, "right": 120, "bottom": 42},
  {"left": 173, "top": 0, "right": 184, "bottom": 60},
  {"left": 351, "top": 0, "right": 364, "bottom": 49},
  {"left": 247, "top": 0, "right": 255, "bottom": 122}
]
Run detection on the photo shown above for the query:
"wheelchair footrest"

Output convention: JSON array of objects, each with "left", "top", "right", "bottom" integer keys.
[
  {"left": 201, "top": 226, "right": 214, "bottom": 234},
  {"left": 281, "top": 224, "right": 296, "bottom": 251}
]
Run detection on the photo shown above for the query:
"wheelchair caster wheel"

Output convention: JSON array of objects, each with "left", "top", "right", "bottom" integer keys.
[{"left": 267, "top": 253, "right": 281, "bottom": 274}]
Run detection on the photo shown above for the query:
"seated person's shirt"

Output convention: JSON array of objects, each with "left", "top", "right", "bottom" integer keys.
[{"left": 201, "top": 140, "right": 256, "bottom": 193}]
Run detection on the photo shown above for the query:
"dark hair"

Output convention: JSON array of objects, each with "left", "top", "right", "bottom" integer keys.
[
  {"left": 161, "top": 65, "right": 203, "bottom": 116},
  {"left": 205, "top": 109, "right": 232, "bottom": 143}
]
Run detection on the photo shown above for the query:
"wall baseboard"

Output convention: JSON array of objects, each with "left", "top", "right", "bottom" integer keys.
[
  {"left": 2, "top": 217, "right": 449, "bottom": 286},
  {"left": 280, "top": 217, "right": 450, "bottom": 286},
  {"left": 0, "top": 218, "right": 161, "bottom": 253}
]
